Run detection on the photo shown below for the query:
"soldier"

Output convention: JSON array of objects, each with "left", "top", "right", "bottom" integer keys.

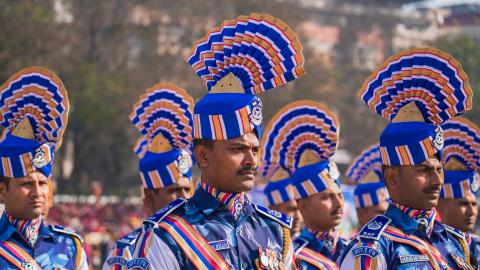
[
  {"left": 102, "top": 83, "right": 195, "bottom": 270},
  {"left": 346, "top": 143, "right": 388, "bottom": 228},
  {"left": 339, "top": 48, "right": 475, "bottom": 269},
  {"left": 0, "top": 67, "right": 88, "bottom": 269},
  {"left": 272, "top": 101, "right": 347, "bottom": 269},
  {"left": 436, "top": 117, "right": 480, "bottom": 267},
  {"left": 131, "top": 13, "right": 306, "bottom": 270}
]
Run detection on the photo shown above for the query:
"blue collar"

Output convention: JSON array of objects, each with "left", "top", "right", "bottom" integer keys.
[
  {"left": 0, "top": 213, "right": 55, "bottom": 244},
  {"left": 385, "top": 204, "right": 445, "bottom": 236},
  {"left": 192, "top": 186, "right": 254, "bottom": 216}
]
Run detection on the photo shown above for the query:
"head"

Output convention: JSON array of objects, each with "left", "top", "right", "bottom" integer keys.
[
  {"left": 194, "top": 132, "right": 260, "bottom": 193},
  {"left": 356, "top": 200, "right": 389, "bottom": 228},
  {"left": 297, "top": 188, "right": 344, "bottom": 231},
  {"left": 142, "top": 180, "right": 192, "bottom": 216},
  {"left": 270, "top": 199, "right": 304, "bottom": 235},
  {"left": 383, "top": 156, "right": 443, "bottom": 210},
  {"left": 437, "top": 193, "right": 478, "bottom": 232},
  {"left": 0, "top": 171, "right": 49, "bottom": 219}
]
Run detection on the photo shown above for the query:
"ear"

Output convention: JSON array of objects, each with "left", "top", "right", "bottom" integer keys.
[
  {"left": 194, "top": 145, "right": 209, "bottom": 169},
  {"left": 142, "top": 189, "right": 154, "bottom": 215},
  {"left": 296, "top": 198, "right": 308, "bottom": 216},
  {"left": 0, "top": 182, "right": 7, "bottom": 203},
  {"left": 383, "top": 167, "right": 399, "bottom": 190}
]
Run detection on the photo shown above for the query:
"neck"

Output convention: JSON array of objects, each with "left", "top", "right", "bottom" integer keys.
[{"left": 5, "top": 211, "right": 42, "bottom": 247}]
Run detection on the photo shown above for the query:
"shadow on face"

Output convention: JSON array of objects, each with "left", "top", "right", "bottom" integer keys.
[
  {"left": 0, "top": 172, "right": 49, "bottom": 219},
  {"left": 297, "top": 189, "right": 344, "bottom": 232},
  {"left": 270, "top": 200, "right": 304, "bottom": 235},
  {"left": 356, "top": 200, "right": 389, "bottom": 228},
  {"left": 437, "top": 194, "right": 478, "bottom": 232},
  {"left": 142, "top": 180, "right": 192, "bottom": 216},
  {"left": 383, "top": 157, "right": 443, "bottom": 210},
  {"left": 194, "top": 132, "right": 260, "bottom": 193}
]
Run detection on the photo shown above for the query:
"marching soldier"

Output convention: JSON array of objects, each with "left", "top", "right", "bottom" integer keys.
[
  {"left": 339, "top": 48, "right": 475, "bottom": 269},
  {"left": 102, "top": 83, "right": 195, "bottom": 269},
  {"left": 436, "top": 117, "right": 480, "bottom": 267},
  {"left": 276, "top": 101, "right": 346, "bottom": 269},
  {"left": 346, "top": 143, "right": 388, "bottom": 228},
  {"left": 0, "top": 67, "right": 88, "bottom": 269},
  {"left": 132, "top": 13, "right": 306, "bottom": 270}
]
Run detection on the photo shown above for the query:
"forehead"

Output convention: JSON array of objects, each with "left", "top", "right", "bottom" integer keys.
[
  {"left": 14, "top": 172, "right": 49, "bottom": 183},
  {"left": 215, "top": 132, "right": 260, "bottom": 147}
]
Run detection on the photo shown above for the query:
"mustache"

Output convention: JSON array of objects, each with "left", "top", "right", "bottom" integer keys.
[
  {"left": 331, "top": 207, "right": 343, "bottom": 216},
  {"left": 236, "top": 166, "right": 258, "bottom": 176},
  {"left": 422, "top": 185, "right": 441, "bottom": 194}
]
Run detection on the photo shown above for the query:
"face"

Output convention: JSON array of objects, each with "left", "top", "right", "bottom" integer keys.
[
  {"left": 270, "top": 200, "right": 304, "bottom": 235},
  {"left": 385, "top": 157, "right": 443, "bottom": 210},
  {"left": 437, "top": 194, "right": 478, "bottom": 232},
  {"left": 195, "top": 132, "right": 259, "bottom": 192},
  {"left": 356, "top": 200, "right": 389, "bottom": 228},
  {"left": 143, "top": 180, "right": 192, "bottom": 215},
  {"left": 0, "top": 172, "right": 49, "bottom": 219},
  {"left": 298, "top": 189, "right": 344, "bottom": 231}
]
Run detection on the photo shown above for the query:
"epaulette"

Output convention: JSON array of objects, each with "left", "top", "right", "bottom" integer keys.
[
  {"left": 444, "top": 224, "right": 466, "bottom": 240},
  {"left": 293, "top": 237, "right": 309, "bottom": 254},
  {"left": 253, "top": 204, "right": 293, "bottom": 229},
  {"left": 117, "top": 227, "right": 143, "bottom": 247},
  {"left": 143, "top": 198, "right": 187, "bottom": 229},
  {"left": 470, "top": 234, "right": 480, "bottom": 243},
  {"left": 50, "top": 224, "right": 84, "bottom": 244},
  {"left": 357, "top": 215, "right": 391, "bottom": 241}
]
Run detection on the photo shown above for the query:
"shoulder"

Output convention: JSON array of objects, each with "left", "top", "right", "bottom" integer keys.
[
  {"left": 143, "top": 198, "right": 188, "bottom": 229},
  {"left": 470, "top": 233, "right": 480, "bottom": 244},
  {"left": 117, "top": 227, "right": 143, "bottom": 247},
  {"left": 443, "top": 223, "right": 466, "bottom": 241},
  {"left": 252, "top": 204, "right": 293, "bottom": 229},
  {"left": 49, "top": 224, "right": 84, "bottom": 244},
  {"left": 356, "top": 215, "right": 392, "bottom": 241},
  {"left": 293, "top": 237, "right": 310, "bottom": 254}
]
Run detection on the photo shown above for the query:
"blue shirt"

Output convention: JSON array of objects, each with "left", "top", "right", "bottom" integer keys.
[
  {"left": 102, "top": 227, "right": 143, "bottom": 270},
  {"left": 339, "top": 204, "right": 472, "bottom": 270},
  {"left": 131, "top": 187, "right": 295, "bottom": 270},
  {"left": 0, "top": 212, "right": 88, "bottom": 270}
]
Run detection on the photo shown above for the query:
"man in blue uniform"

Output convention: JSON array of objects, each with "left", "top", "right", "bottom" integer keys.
[
  {"left": 0, "top": 67, "right": 88, "bottom": 269},
  {"left": 339, "top": 48, "right": 475, "bottom": 270},
  {"left": 436, "top": 117, "right": 480, "bottom": 267},
  {"left": 102, "top": 83, "right": 195, "bottom": 270},
  {"left": 346, "top": 143, "right": 389, "bottom": 228},
  {"left": 131, "top": 13, "right": 306, "bottom": 270}
]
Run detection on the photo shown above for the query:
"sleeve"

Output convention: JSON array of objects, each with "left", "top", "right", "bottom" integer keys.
[
  {"left": 101, "top": 248, "right": 115, "bottom": 270},
  {"left": 339, "top": 241, "right": 387, "bottom": 270},
  {"left": 77, "top": 247, "right": 90, "bottom": 270},
  {"left": 132, "top": 230, "right": 181, "bottom": 270}
]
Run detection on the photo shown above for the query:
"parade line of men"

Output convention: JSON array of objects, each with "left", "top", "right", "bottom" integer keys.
[{"left": 0, "top": 12, "right": 478, "bottom": 270}]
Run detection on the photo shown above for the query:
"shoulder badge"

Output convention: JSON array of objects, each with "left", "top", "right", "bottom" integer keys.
[
  {"left": 293, "top": 237, "right": 309, "bottom": 254},
  {"left": 352, "top": 245, "right": 380, "bottom": 258},
  {"left": 444, "top": 224, "right": 466, "bottom": 240},
  {"left": 358, "top": 215, "right": 391, "bottom": 241},
  {"left": 253, "top": 204, "right": 293, "bottom": 229},
  {"left": 106, "top": 256, "right": 128, "bottom": 267},
  {"left": 50, "top": 224, "right": 84, "bottom": 244},
  {"left": 117, "top": 227, "right": 143, "bottom": 246},
  {"left": 143, "top": 198, "right": 187, "bottom": 229}
]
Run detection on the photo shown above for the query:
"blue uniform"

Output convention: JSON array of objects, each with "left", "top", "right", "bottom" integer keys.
[
  {"left": 132, "top": 187, "right": 295, "bottom": 270},
  {"left": 467, "top": 233, "right": 480, "bottom": 268},
  {"left": 339, "top": 204, "right": 473, "bottom": 270},
  {"left": 0, "top": 212, "right": 88, "bottom": 270},
  {"left": 295, "top": 228, "right": 347, "bottom": 266},
  {"left": 293, "top": 236, "right": 340, "bottom": 270},
  {"left": 102, "top": 227, "right": 143, "bottom": 270}
]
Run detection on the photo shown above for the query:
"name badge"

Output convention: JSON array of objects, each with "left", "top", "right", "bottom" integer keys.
[
  {"left": 399, "top": 255, "right": 429, "bottom": 264},
  {"left": 352, "top": 247, "right": 379, "bottom": 258},
  {"left": 209, "top": 239, "right": 230, "bottom": 251}
]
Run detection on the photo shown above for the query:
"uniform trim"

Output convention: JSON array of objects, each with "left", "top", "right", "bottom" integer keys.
[
  {"left": 357, "top": 215, "right": 391, "bottom": 241},
  {"left": 50, "top": 224, "right": 84, "bottom": 244},
  {"left": 253, "top": 204, "right": 293, "bottom": 229},
  {"left": 143, "top": 198, "right": 187, "bottom": 228}
]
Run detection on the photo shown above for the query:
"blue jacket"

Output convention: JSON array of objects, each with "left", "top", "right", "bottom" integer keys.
[
  {"left": 0, "top": 212, "right": 88, "bottom": 270},
  {"left": 131, "top": 187, "right": 295, "bottom": 270},
  {"left": 339, "top": 205, "right": 473, "bottom": 270},
  {"left": 102, "top": 227, "right": 143, "bottom": 270}
]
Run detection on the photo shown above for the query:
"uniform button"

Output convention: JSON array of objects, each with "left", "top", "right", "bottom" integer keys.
[{"left": 241, "top": 262, "right": 248, "bottom": 269}]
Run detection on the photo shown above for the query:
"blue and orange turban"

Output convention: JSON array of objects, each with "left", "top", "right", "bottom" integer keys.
[
  {"left": 130, "top": 83, "right": 194, "bottom": 189},
  {"left": 261, "top": 101, "right": 340, "bottom": 200},
  {"left": 188, "top": 13, "right": 305, "bottom": 141},
  {"left": 346, "top": 143, "right": 388, "bottom": 209},
  {"left": 0, "top": 67, "right": 69, "bottom": 178},
  {"left": 360, "top": 48, "right": 473, "bottom": 167},
  {"left": 440, "top": 117, "right": 480, "bottom": 199}
]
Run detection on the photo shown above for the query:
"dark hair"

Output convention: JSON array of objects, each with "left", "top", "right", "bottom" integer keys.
[
  {"left": 193, "top": 138, "right": 215, "bottom": 150},
  {"left": 0, "top": 176, "right": 10, "bottom": 190}
]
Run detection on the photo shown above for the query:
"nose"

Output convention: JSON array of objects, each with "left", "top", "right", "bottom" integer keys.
[
  {"left": 333, "top": 193, "right": 344, "bottom": 207},
  {"left": 243, "top": 148, "right": 257, "bottom": 167},
  {"left": 430, "top": 168, "right": 443, "bottom": 186}
]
